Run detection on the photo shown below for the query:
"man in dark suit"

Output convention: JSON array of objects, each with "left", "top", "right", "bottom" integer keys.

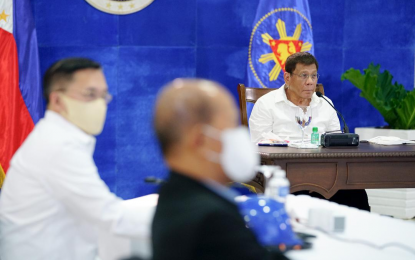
[{"left": 152, "top": 79, "right": 288, "bottom": 260}]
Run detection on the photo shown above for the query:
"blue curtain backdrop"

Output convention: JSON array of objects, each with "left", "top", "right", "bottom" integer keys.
[{"left": 32, "top": 0, "right": 415, "bottom": 199}]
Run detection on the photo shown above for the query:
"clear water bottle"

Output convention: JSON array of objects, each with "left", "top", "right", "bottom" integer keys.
[
  {"left": 311, "top": 126, "right": 319, "bottom": 145},
  {"left": 265, "top": 167, "right": 290, "bottom": 203}
]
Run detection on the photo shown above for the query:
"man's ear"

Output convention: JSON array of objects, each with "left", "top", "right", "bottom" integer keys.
[
  {"left": 188, "top": 124, "right": 205, "bottom": 149},
  {"left": 283, "top": 72, "right": 291, "bottom": 85},
  {"left": 48, "top": 92, "right": 66, "bottom": 113}
]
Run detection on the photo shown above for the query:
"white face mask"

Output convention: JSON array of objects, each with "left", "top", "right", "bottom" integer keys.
[
  {"left": 60, "top": 94, "right": 107, "bottom": 135},
  {"left": 203, "top": 125, "right": 259, "bottom": 183}
]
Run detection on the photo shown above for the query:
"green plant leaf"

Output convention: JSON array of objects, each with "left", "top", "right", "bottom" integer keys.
[
  {"left": 341, "top": 63, "right": 411, "bottom": 129},
  {"left": 340, "top": 67, "right": 377, "bottom": 107},
  {"left": 341, "top": 65, "right": 390, "bottom": 122},
  {"left": 395, "top": 91, "right": 415, "bottom": 129},
  {"left": 370, "top": 65, "right": 407, "bottom": 112}
]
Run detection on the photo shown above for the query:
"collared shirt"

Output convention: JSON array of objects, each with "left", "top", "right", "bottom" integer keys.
[
  {"left": 249, "top": 85, "right": 341, "bottom": 143},
  {"left": 0, "top": 111, "right": 148, "bottom": 260}
]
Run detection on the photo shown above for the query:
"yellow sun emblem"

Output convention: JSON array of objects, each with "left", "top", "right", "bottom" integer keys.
[{"left": 259, "top": 19, "right": 312, "bottom": 82}]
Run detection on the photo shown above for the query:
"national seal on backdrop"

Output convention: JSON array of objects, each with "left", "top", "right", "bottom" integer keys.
[
  {"left": 85, "top": 0, "right": 154, "bottom": 15},
  {"left": 247, "top": 0, "right": 315, "bottom": 89}
]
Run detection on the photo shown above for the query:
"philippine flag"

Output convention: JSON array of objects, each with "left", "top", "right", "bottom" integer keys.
[{"left": 0, "top": 0, "right": 43, "bottom": 188}]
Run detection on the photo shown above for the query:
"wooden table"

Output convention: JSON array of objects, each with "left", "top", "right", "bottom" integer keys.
[{"left": 259, "top": 143, "right": 415, "bottom": 199}]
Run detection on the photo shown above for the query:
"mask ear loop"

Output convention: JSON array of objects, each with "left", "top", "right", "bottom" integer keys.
[
  {"left": 57, "top": 93, "right": 70, "bottom": 118},
  {"left": 203, "top": 125, "right": 221, "bottom": 140},
  {"left": 203, "top": 149, "right": 220, "bottom": 164},
  {"left": 202, "top": 125, "right": 222, "bottom": 164}
]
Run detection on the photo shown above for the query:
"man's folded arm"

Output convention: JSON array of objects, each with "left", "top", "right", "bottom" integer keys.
[
  {"left": 249, "top": 99, "right": 274, "bottom": 143},
  {"left": 45, "top": 147, "right": 149, "bottom": 238}
]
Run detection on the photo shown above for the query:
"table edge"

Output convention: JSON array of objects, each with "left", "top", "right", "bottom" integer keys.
[{"left": 259, "top": 151, "right": 415, "bottom": 159}]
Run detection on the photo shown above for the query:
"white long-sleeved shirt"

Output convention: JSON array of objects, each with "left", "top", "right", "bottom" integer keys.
[
  {"left": 249, "top": 85, "right": 341, "bottom": 143},
  {"left": 0, "top": 111, "right": 148, "bottom": 260}
]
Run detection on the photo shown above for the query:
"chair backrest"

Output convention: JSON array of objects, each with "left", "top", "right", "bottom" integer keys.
[{"left": 237, "top": 83, "right": 324, "bottom": 127}]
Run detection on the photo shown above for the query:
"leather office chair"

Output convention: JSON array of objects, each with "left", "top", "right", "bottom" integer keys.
[{"left": 237, "top": 83, "right": 324, "bottom": 127}]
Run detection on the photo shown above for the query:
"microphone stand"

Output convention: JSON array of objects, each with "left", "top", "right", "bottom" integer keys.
[{"left": 316, "top": 91, "right": 349, "bottom": 133}]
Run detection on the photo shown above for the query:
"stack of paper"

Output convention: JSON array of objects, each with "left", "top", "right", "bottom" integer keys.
[
  {"left": 367, "top": 136, "right": 415, "bottom": 145},
  {"left": 288, "top": 142, "right": 318, "bottom": 149}
]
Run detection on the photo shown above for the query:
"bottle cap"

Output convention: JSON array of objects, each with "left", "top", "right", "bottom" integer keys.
[
  {"left": 312, "top": 127, "right": 318, "bottom": 132},
  {"left": 272, "top": 169, "right": 286, "bottom": 178}
]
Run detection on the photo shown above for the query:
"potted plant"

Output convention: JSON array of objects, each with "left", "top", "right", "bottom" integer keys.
[
  {"left": 342, "top": 64, "right": 415, "bottom": 219},
  {"left": 341, "top": 63, "right": 415, "bottom": 140}
]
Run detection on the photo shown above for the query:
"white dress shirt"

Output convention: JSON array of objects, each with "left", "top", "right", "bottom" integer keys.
[
  {"left": 0, "top": 111, "right": 148, "bottom": 260},
  {"left": 249, "top": 85, "right": 341, "bottom": 143}
]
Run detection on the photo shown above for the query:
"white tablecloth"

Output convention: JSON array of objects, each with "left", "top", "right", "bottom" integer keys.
[
  {"left": 98, "top": 194, "right": 415, "bottom": 260},
  {"left": 286, "top": 195, "right": 415, "bottom": 260}
]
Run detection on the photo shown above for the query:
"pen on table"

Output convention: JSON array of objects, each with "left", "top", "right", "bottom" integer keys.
[{"left": 258, "top": 143, "right": 288, "bottom": 147}]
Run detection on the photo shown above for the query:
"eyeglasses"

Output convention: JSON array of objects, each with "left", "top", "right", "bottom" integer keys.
[
  {"left": 57, "top": 88, "right": 113, "bottom": 104},
  {"left": 82, "top": 90, "right": 113, "bottom": 104},
  {"left": 291, "top": 73, "right": 320, "bottom": 81}
]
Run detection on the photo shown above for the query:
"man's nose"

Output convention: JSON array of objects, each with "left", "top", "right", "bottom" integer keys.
[{"left": 305, "top": 76, "right": 314, "bottom": 85}]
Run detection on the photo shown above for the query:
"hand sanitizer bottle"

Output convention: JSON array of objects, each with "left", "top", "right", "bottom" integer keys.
[{"left": 311, "top": 127, "right": 319, "bottom": 145}]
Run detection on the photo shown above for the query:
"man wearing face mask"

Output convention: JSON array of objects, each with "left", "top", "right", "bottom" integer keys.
[
  {"left": 0, "top": 58, "right": 149, "bottom": 260},
  {"left": 151, "top": 79, "right": 288, "bottom": 260}
]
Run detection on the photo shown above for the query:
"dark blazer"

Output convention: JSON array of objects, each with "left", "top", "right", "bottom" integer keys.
[{"left": 152, "top": 171, "right": 288, "bottom": 260}]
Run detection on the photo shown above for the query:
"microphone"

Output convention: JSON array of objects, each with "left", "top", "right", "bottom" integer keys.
[
  {"left": 316, "top": 91, "right": 349, "bottom": 133},
  {"left": 144, "top": 176, "right": 166, "bottom": 184}
]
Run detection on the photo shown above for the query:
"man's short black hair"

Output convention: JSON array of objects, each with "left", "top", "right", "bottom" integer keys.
[
  {"left": 43, "top": 58, "right": 102, "bottom": 103},
  {"left": 285, "top": 52, "right": 318, "bottom": 74}
]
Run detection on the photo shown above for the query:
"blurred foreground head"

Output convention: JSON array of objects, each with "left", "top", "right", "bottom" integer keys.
[{"left": 154, "top": 78, "right": 258, "bottom": 184}]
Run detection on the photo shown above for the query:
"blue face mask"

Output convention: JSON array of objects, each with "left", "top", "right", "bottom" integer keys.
[{"left": 203, "top": 125, "right": 259, "bottom": 183}]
